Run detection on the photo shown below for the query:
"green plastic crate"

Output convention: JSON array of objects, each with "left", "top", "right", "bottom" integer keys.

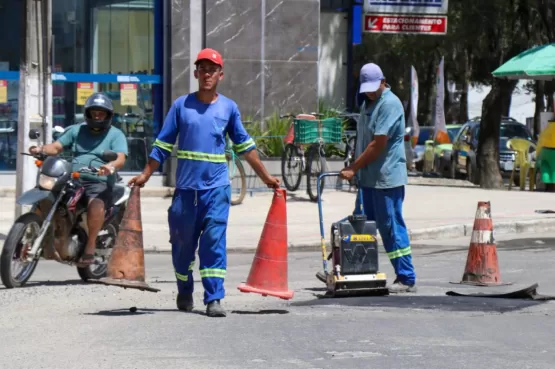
[{"left": 293, "top": 117, "right": 342, "bottom": 144}]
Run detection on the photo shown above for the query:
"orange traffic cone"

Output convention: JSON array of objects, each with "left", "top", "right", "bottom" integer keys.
[
  {"left": 451, "top": 201, "right": 511, "bottom": 287},
  {"left": 237, "top": 189, "right": 294, "bottom": 300},
  {"left": 96, "top": 186, "right": 160, "bottom": 293}
]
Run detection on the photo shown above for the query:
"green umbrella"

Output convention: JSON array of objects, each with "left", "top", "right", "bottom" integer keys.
[{"left": 492, "top": 43, "right": 555, "bottom": 80}]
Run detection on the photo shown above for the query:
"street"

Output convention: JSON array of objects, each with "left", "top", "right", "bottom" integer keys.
[{"left": 1, "top": 232, "right": 554, "bottom": 369}]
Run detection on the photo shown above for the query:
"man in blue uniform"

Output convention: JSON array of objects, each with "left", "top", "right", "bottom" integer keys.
[
  {"left": 129, "top": 48, "right": 280, "bottom": 317},
  {"left": 340, "top": 63, "right": 417, "bottom": 294}
]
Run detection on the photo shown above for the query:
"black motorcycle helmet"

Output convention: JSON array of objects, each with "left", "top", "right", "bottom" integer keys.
[{"left": 84, "top": 92, "right": 114, "bottom": 132}]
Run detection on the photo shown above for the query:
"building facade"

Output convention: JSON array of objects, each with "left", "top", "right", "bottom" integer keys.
[{"left": 0, "top": 0, "right": 361, "bottom": 184}]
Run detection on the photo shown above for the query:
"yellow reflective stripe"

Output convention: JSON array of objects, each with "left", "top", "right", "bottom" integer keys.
[
  {"left": 153, "top": 139, "right": 174, "bottom": 152},
  {"left": 176, "top": 150, "right": 226, "bottom": 163},
  {"left": 387, "top": 246, "right": 412, "bottom": 260},
  {"left": 199, "top": 268, "right": 226, "bottom": 278},
  {"left": 188, "top": 261, "right": 195, "bottom": 271},
  {"left": 175, "top": 271, "right": 188, "bottom": 282},
  {"left": 233, "top": 138, "right": 256, "bottom": 153}
]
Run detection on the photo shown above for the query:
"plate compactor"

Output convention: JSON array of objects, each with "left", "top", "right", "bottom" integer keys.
[{"left": 315, "top": 172, "right": 389, "bottom": 297}]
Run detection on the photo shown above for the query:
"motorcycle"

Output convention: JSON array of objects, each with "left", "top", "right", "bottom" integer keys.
[{"left": 0, "top": 128, "right": 132, "bottom": 288}]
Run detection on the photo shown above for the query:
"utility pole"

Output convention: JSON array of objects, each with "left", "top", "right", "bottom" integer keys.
[
  {"left": 15, "top": 0, "right": 52, "bottom": 218},
  {"left": 41, "top": 0, "right": 53, "bottom": 144}
]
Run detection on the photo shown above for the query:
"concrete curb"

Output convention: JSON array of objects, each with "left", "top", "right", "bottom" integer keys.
[{"left": 143, "top": 217, "right": 555, "bottom": 254}]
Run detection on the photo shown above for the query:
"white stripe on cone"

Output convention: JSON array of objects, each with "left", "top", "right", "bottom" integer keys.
[
  {"left": 471, "top": 230, "right": 494, "bottom": 244},
  {"left": 475, "top": 206, "right": 490, "bottom": 220}
]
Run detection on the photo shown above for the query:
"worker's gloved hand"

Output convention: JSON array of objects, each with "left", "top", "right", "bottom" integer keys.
[
  {"left": 128, "top": 173, "right": 150, "bottom": 188},
  {"left": 263, "top": 175, "right": 281, "bottom": 189}
]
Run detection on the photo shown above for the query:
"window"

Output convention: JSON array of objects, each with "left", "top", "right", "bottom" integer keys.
[
  {"left": 456, "top": 125, "right": 470, "bottom": 143},
  {"left": 447, "top": 126, "right": 462, "bottom": 143},
  {"left": 500, "top": 123, "right": 532, "bottom": 141},
  {"left": 0, "top": 1, "right": 22, "bottom": 170},
  {"left": 417, "top": 128, "right": 434, "bottom": 145},
  {"left": 0, "top": 0, "right": 161, "bottom": 172},
  {"left": 51, "top": 0, "right": 158, "bottom": 172}
]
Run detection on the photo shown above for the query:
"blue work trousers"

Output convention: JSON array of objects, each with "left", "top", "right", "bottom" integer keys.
[
  {"left": 354, "top": 186, "right": 416, "bottom": 285},
  {"left": 168, "top": 185, "right": 231, "bottom": 305}
]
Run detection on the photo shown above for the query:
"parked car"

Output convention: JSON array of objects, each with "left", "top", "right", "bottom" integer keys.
[
  {"left": 449, "top": 117, "right": 535, "bottom": 184},
  {"left": 433, "top": 124, "right": 464, "bottom": 176}
]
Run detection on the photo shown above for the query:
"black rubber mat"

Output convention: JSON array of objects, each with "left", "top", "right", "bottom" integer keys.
[{"left": 446, "top": 283, "right": 555, "bottom": 300}]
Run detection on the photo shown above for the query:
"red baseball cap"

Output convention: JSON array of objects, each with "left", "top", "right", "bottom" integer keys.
[{"left": 195, "top": 48, "right": 224, "bottom": 68}]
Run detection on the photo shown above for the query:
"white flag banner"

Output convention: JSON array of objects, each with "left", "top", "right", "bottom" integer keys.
[
  {"left": 410, "top": 65, "right": 420, "bottom": 147},
  {"left": 434, "top": 56, "right": 449, "bottom": 144}
]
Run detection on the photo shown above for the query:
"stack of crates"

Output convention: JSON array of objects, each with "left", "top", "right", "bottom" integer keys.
[{"left": 293, "top": 117, "right": 343, "bottom": 145}]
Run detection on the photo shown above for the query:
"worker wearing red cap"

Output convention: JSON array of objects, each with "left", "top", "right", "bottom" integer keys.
[{"left": 129, "top": 48, "right": 280, "bottom": 317}]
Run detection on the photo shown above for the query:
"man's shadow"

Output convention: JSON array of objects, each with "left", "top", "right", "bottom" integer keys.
[{"left": 84, "top": 307, "right": 289, "bottom": 317}]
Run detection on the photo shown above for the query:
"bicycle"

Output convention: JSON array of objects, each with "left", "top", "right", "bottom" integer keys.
[
  {"left": 335, "top": 112, "right": 360, "bottom": 191},
  {"left": 225, "top": 123, "right": 251, "bottom": 206},
  {"left": 280, "top": 112, "right": 342, "bottom": 202}
]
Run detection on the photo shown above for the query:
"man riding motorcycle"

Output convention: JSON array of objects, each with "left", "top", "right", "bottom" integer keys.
[{"left": 29, "top": 92, "right": 128, "bottom": 266}]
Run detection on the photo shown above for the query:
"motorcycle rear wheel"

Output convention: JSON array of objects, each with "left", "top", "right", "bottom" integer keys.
[{"left": 0, "top": 213, "right": 43, "bottom": 288}]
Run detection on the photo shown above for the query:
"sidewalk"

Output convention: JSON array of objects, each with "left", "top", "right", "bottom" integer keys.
[{"left": 0, "top": 183, "right": 553, "bottom": 253}]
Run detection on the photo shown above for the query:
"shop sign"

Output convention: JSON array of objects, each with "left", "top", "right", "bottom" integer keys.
[
  {"left": 120, "top": 83, "right": 137, "bottom": 106},
  {"left": 76, "top": 82, "right": 94, "bottom": 105},
  {"left": 363, "top": 14, "right": 447, "bottom": 35},
  {"left": 364, "top": 0, "right": 449, "bottom": 15}
]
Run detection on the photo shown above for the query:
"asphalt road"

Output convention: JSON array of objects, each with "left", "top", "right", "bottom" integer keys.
[{"left": 1, "top": 233, "right": 554, "bottom": 369}]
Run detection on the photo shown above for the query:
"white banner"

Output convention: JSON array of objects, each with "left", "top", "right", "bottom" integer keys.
[
  {"left": 364, "top": 0, "right": 449, "bottom": 15},
  {"left": 434, "top": 56, "right": 449, "bottom": 144},
  {"left": 410, "top": 66, "right": 420, "bottom": 146}
]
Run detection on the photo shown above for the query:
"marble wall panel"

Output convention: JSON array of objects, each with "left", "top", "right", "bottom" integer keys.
[
  {"left": 205, "top": 0, "right": 262, "bottom": 61},
  {"left": 218, "top": 60, "right": 263, "bottom": 119},
  {"left": 264, "top": 0, "right": 320, "bottom": 62},
  {"left": 170, "top": 0, "right": 191, "bottom": 101},
  {"left": 264, "top": 61, "right": 318, "bottom": 115}
]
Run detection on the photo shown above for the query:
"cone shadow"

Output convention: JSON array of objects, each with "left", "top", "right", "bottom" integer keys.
[
  {"left": 84, "top": 308, "right": 213, "bottom": 317},
  {"left": 231, "top": 309, "right": 289, "bottom": 315}
]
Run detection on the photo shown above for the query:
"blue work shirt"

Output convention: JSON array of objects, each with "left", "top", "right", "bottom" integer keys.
[
  {"left": 149, "top": 93, "right": 256, "bottom": 190},
  {"left": 355, "top": 87, "right": 408, "bottom": 189}
]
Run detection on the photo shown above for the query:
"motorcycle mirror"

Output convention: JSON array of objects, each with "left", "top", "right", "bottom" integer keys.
[
  {"left": 28, "top": 129, "right": 41, "bottom": 140},
  {"left": 102, "top": 150, "right": 118, "bottom": 162}
]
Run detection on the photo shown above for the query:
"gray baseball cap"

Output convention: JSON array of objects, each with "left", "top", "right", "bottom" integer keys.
[{"left": 359, "top": 63, "right": 384, "bottom": 93}]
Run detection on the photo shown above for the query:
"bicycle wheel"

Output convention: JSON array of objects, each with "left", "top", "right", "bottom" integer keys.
[
  {"left": 306, "top": 144, "right": 327, "bottom": 202},
  {"left": 345, "top": 135, "right": 356, "bottom": 164},
  {"left": 227, "top": 153, "right": 247, "bottom": 206},
  {"left": 281, "top": 143, "right": 303, "bottom": 191}
]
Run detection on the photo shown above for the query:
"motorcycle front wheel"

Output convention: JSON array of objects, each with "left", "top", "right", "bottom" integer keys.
[{"left": 0, "top": 213, "right": 43, "bottom": 288}]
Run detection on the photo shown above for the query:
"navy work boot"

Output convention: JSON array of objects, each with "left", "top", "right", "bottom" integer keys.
[
  {"left": 176, "top": 293, "right": 194, "bottom": 312},
  {"left": 206, "top": 299, "right": 226, "bottom": 317}
]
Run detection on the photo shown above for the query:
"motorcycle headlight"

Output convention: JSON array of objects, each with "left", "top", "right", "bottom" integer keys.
[{"left": 38, "top": 174, "right": 57, "bottom": 190}]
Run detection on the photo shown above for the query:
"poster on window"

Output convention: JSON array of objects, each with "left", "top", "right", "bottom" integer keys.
[
  {"left": 0, "top": 80, "right": 7, "bottom": 104},
  {"left": 76, "top": 82, "right": 94, "bottom": 105},
  {"left": 120, "top": 83, "right": 137, "bottom": 106}
]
